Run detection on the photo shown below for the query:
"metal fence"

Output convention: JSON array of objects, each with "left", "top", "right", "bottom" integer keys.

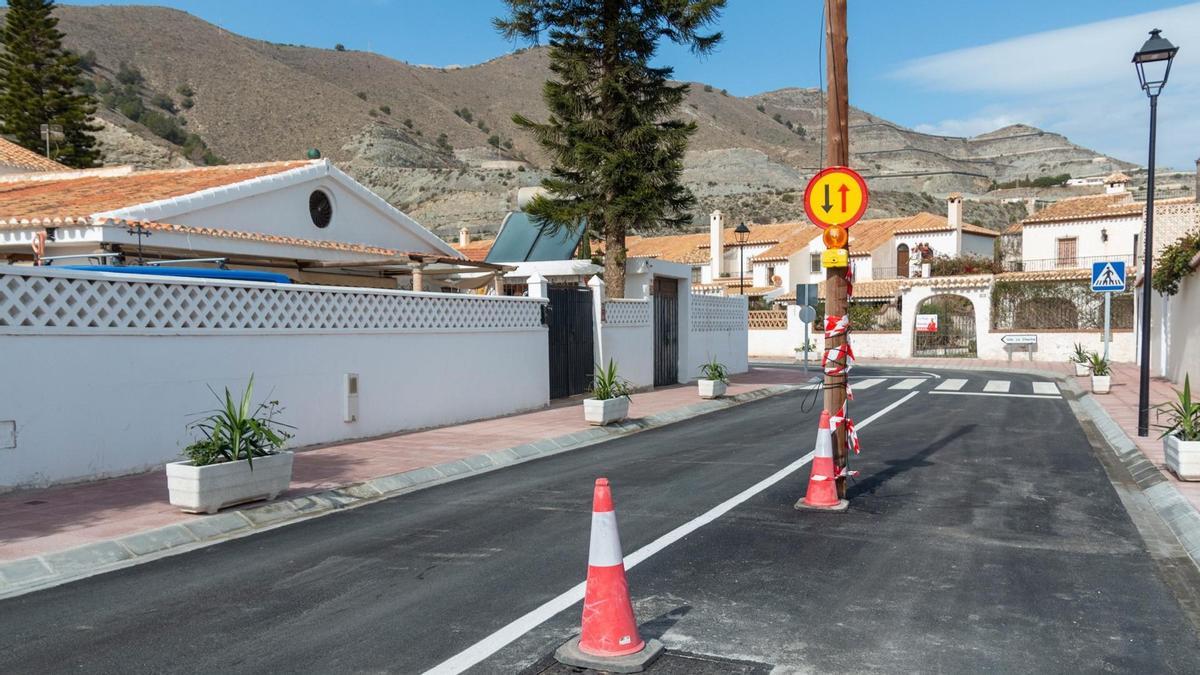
[
  {"left": 992, "top": 279, "right": 1134, "bottom": 330},
  {"left": 849, "top": 301, "right": 902, "bottom": 332},
  {"left": 1001, "top": 254, "right": 1134, "bottom": 273}
]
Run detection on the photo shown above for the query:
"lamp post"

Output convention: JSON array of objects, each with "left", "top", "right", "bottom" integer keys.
[
  {"left": 734, "top": 222, "right": 750, "bottom": 295},
  {"left": 1133, "top": 28, "right": 1178, "bottom": 437}
]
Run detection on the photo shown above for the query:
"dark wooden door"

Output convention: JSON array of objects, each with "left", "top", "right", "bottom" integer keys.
[
  {"left": 547, "top": 286, "right": 594, "bottom": 399},
  {"left": 653, "top": 278, "right": 679, "bottom": 387},
  {"left": 896, "top": 244, "right": 910, "bottom": 278}
]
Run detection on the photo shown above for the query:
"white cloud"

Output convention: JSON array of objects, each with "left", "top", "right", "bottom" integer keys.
[{"left": 894, "top": 3, "right": 1200, "bottom": 169}]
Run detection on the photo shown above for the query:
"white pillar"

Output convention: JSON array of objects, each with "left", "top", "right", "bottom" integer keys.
[
  {"left": 527, "top": 272, "right": 548, "bottom": 299},
  {"left": 589, "top": 275, "right": 606, "bottom": 368},
  {"left": 411, "top": 264, "right": 425, "bottom": 292}
]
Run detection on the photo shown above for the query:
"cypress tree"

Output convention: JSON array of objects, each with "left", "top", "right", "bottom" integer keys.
[
  {"left": 496, "top": 0, "right": 724, "bottom": 297},
  {"left": 0, "top": 0, "right": 101, "bottom": 168}
]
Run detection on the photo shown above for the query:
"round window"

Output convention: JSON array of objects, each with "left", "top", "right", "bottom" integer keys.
[{"left": 309, "top": 190, "right": 333, "bottom": 228}]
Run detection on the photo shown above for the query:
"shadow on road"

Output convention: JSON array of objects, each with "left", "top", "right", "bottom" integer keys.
[{"left": 846, "top": 424, "right": 975, "bottom": 500}]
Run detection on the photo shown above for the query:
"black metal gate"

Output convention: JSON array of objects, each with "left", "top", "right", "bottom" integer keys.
[
  {"left": 653, "top": 278, "right": 679, "bottom": 386},
  {"left": 547, "top": 286, "right": 594, "bottom": 399},
  {"left": 912, "top": 294, "right": 977, "bottom": 358}
]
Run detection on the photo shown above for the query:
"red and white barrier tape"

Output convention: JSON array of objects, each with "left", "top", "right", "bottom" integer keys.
[{"left": 829, "top": 405, "right": 861, "bottom": 455}]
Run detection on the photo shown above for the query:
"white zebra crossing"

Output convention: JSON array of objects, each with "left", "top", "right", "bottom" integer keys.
[
  {"left": 983, "top": 380, "right": 1011, "bottom": 393},
  {"left": 851, "top": 378, "right": 886, "bottom": 390},
  {"left": 935, "top": 379, "right": 967, "bottom": 391},
  {"left": 1031, "top": 381, "right": 1060, "bottom": 396},
  {"left": 889, "top": 378, "right": 925, "bottom": 390}
]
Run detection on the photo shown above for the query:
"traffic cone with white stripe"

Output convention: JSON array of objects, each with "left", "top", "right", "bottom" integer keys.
[
  {"left": 555, "top": 478, "right": 664, "bottom": 673},
  {"left": 795, "top": 410, "right": 849, "bottom": 511}
]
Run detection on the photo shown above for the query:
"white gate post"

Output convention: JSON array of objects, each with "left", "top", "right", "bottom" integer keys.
[
  {"left": 527, "top": 272, "right": 548, "bottom": 300},
  {"left": 588, "top": 275, "right": 606, "bottom": 368}
]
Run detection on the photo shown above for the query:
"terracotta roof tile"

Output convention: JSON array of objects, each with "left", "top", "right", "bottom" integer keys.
[
  {"left": 1022, "top": 193, "right": 1143, "bottom": 224},
  {"left": 621, "top": 231, "right": 710, "bottom": 264},
  {"left": 0, "top": 138, "right": 69, "bottom": 172},
  {"left": 891, "top": 211, "right": 998, "bottom": 237},
  {"left": 100, "top": 218, "right": 401, "bottom": 257},
  {"left": 750, "top": 223, "right": 823, "bottom": 262},
  {"left": 0, "top": 161, "right": 314, "bottom": 222},
  {"left": 452, "top": 239, "right": 495, "bottom": 262}
]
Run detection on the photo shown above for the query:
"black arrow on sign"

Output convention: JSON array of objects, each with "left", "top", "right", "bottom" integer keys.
[{"left": 821, "top": 184, "right": 833, "bottom": 213}]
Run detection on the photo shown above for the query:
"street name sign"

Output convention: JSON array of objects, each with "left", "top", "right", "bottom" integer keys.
[
  {"left": 803, "top": 166, "right": 869, "bottom": 230},
  {"left": 1091, "top": 261, "right": 1126, "bottom": 292},
  {"left": 915, "top": 314, "right": 938, "bottom": 333},
  {"left": 1001, "top": 334, "right": 1037, "bottom": 345}
]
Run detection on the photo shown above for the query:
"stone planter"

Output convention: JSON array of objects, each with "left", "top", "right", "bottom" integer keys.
[
  {"left": 584, "top": 397, "right": 629, "bottom": 426},
  {"left": 1091, "top": 374, "right": 1111, "bottom": 395},
  {"left": 1165, "top": 434, "right": 1200, "bottom": 481},
  {"left": 1074, "top": 362, "right": 1090, "bottom": 377},
  {"left": 698, "top": 379, "right": 727, "bottom": 399},
  {"left": 167, "top": 451, "right": 294, "bottom": 514}
]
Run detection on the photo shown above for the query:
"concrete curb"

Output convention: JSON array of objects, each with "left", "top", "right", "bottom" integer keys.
[
  {"left": 0, "top": 383, "right": 804, "bottom": 599},
  {"left": 1064, "top": 383, "right": 1200, "bottom": 571}
]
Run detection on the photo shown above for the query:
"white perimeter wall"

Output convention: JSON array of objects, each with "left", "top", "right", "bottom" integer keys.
[
  {"left": 1151, "top": 273, "right": 1200, "bottom": 386},
  {"left": 0, "top": 266, "right": 548, "bottom": 489},
  {"left": 689, "top": 294, "right": 748, "bottom": 379},
  {"left": 596, "top": 298, "right": 655, "bottom": 388}
]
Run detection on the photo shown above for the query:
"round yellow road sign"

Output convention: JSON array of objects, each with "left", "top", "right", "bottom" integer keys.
[{"left": 803, "top": 166, "right": 869, "bottom": 229}]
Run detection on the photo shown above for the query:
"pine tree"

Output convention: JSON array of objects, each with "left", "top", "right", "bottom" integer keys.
[
  {"left": 495, "top": 0, "right": 723, "bottom": 297},
  {"left": 0, "top": 0, "right": 101, "bottom": 168}
]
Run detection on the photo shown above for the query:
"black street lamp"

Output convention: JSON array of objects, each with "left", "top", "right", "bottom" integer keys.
[
  {"left": 1133, "top": 28, "right": 1178, "bottom": 437},
  {"left": 734, "top": 222, "right": 751, "bottom": 295}
]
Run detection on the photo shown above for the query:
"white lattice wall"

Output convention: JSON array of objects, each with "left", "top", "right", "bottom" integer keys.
[
  {"left": 689, "top": 293, "right": 748, "bottom": 332},
  {"left": 0, "top": 265, "right": 542, "bottom": 333},
  {"left": 603, "top": 299, "right": 650, "bottom": 326}
]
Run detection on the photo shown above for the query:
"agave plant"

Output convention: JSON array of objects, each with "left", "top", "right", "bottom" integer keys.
[
  {"left": 183, "top": 375, "right": 294, "bottom": 469},
  {"left": 592, "top": 359, "right": 633, "bottom": 401},
  {"left": 1087, "top": 352, "right": 1111, "bottom": 377},
  {"left": 1156, "top": 376, "right": 1200, "bottom": 442},
  {"left": 1071, "top": 342, "right": 1090, "bottom": 365},
  {"left": 698, "top": 356, "right": 729, "bottom": 383}
]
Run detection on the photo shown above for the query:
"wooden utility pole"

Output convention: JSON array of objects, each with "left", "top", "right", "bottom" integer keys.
[{"left": 824, "top": 0, "right": 851, "bottom": 498}]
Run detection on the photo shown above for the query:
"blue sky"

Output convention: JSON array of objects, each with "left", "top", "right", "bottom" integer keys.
[{"left": 50, "top": 1, "right": 1200, "bottom": 169}]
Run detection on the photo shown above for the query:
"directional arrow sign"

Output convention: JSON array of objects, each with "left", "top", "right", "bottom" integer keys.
[
  {"left": 804, "top": 166, "right": 868, "bottom": 229},
  {"left": 1001, "top": 334, "right": 1037, "bottom": 345}
]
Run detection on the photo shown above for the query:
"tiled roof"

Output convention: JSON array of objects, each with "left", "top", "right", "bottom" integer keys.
[
  {"left": 0, "top": 138, "right": 68, "bottom": 172},
  {"left": 1105, "top": 172, "right": 1131, "bottom": 183},
  {"left": 698, "top": 221, "right": 798, "bottom": 249},
  {"left": 0, "top": 161, "right": 313, "bottom": 222},
  {"left": 750, "top": 223, "right": 823, "bottom": 262},
  {"left": 452, "top": 239, "right": 495, "bottom": 262},
  {"left": 623, "top": 231, "right": 710, "bottom": 264},
  {"left": 99, "top": 218, "right": 401, "bottom": 256},
  {"left": 891, "top": 211, "right": 998, "bottom": 237},
  {"left": 1003, "top": 221, "right": 1023, "bottom": 235},
  {"left": 995, "top": 268, "right": 1091, "bottom": 282},
  {"left": 1022, "top": 193, "right": 1143, "bottom": 224},
  {"left": 775, "top": 278, "right": 905, "bottom": 302}
]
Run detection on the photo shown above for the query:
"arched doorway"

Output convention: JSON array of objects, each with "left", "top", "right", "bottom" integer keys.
[
  {"left": 912, "top": 294, "right": 977, "bottom": 357},
  {"left": 896, "top": 244, "right": 910, "bottom": 278}
]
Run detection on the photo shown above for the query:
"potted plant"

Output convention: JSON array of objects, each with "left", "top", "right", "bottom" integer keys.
[
  {"left": 698, "top": 356, "right": 729, "bottom": 399},
  {"left": 167, "top": 376, "right": 296, "bottom": 514},
  {"left": 1157, "top": 376, "right": 1200, "bottom": 481},
  {"left": 1071, "top": 342, "right": 1091, "bottom": 377},
  {"left": 1088, "top": 352, "right": 1111, "bottom": 394},
  {"left": 584, "top": 359, "right": 633, "bottom": 425},
  {"left": 794, "top": 338, "right": 818, "bottom": 360}
]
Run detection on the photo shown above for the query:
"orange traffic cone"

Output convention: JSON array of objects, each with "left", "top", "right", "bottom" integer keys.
[
  {"left": 555, "top": 478, "right": 664, "bottom": 672},
  {"left": 796, "top": 410, "right": 849, "bottom": 511}
]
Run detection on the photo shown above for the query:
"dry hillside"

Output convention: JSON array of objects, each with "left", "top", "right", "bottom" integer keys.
[{"left": 7, "top": 4, "right": 1144, "bottom": 239}]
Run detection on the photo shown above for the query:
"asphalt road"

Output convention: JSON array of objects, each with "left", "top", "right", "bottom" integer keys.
[{"left": 1, "top": 367, "right": 1198, "bottom": 674}]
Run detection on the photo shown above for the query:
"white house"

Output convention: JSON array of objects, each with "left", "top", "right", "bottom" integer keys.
[
  {"left": 1012, "top": 173, "right": 1143, "bottom": 270},
  {"left": 0, "top": 159, "right": 501, "bottom": 289}
]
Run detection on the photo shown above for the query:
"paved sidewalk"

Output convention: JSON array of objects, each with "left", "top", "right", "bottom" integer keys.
[{"left": 0, "top": 366, "right": 809, "bottom": 568}]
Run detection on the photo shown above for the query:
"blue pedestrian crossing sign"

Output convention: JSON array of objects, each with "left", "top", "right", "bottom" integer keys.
[{"left": 1091, "top": 260, "right": 1126, "bottom": 292}]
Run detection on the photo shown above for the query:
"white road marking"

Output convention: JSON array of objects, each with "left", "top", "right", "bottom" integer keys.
[
  {"left": 889, "top": 378, "right": 925, "bottom": 390},
  {"left": 930, "top": 391, "right": 1061, "bottom": 400},
  {"left": 851, "top": 378, "right": 885, "bottom": 390},
  {"left": 1031, "top": 381, "right": 1060, "bottom": 396},
  {"left": 935, "top": 379, "right": 967, "bottom": 391},
  {"left": 983, "top": 380, "right": 1011, "bottom": 393},
  {"left": 424, "top": 393, "right": 921, "bottom": 674}
]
